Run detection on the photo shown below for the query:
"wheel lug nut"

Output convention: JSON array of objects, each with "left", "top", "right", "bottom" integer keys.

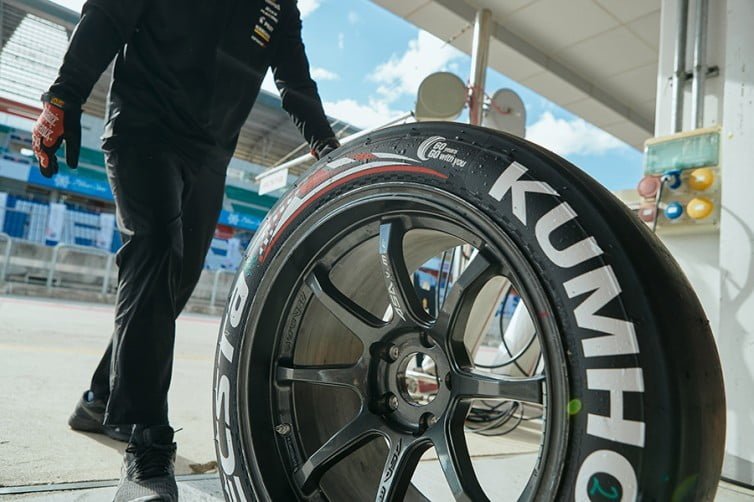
[
  {"left": 383, "top": 344, "right": 400, "bottom": 362},
  {"left": 422, "top": 413, "right": 437, "bottom": 428},
  {"left": 275, "top": 423, "right": 291, "bottom": 436},
  {"left": 374, "top": 393, "right": 400, "bottom": 414},
  {"left": 387, "top": 394, "right": 399, "bottom": 411}
]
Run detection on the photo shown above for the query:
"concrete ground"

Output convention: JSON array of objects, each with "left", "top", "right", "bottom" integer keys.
[
  {"left": 1, "top": 475, "right": 224, "bottom": 500},
  {"left": 0, "top": 295, "right": 219, "bottom": 487},
  {"left": 1, "top": 295, "right": 752, "bottom": 501}
]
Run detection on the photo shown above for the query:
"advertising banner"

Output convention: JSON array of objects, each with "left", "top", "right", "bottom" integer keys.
[
  {"left": 27, "top": 168, "right": 113, "bottom": 201},
  {"left": 218, "top": 210, "right": 262, "bottom": 232}
]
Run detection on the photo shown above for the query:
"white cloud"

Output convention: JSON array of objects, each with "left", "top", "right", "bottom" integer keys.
[
  {"left": 322, "top": 31, "right": 463, "bottom": 130},
  {"left": 371, "top": 30, "right": 465, "bottom": 103},
  {"left": 297, "top": 0, "right": 321, "bottom": 18},
  {"left": 338, "top": 33, "right": 345, "bottom": 50},
  {"left": 311, "top": 67, "right": 339, "bottom": 81},
  {"left": 324, "top": 99, "right": 403, "bottom": 130},
  {"left": 526, "top": 112, "right": 627, "bottom": 156},
  {"left": 348, "top": 11, "right": 360, "bottom": 24}
]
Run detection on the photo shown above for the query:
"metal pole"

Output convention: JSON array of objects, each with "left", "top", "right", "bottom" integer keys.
[
  {"left": 691, "top": 0, "right": 709, "bottom": 129},
  {"left": 102, "top": 254, "right": 114, "bottom": 295},
  {"left": 672, "top": 0, "right": 689, "bottom": 133},
  {"left": 0, "top": 233, "right": 11, "bottom": 283},
  {"left": 254, "top": 112, "right": 415, "bottom": 182},
  {"left": 210, "top": 269, "right": 223, "bottom": 308},
  {"left": 469, "top": 9, "right": 493, "bottom": 126},
  {"left": 47, "top": 244, "right": 60, "bottom": 290}
]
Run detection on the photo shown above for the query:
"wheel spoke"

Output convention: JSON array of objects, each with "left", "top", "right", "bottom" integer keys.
[
  {"left": 434, "top": 252, "right": 500, "bottom": 364},
  {"left": 431, "top": 404, "right": 488, "bottom": 502},
  {"left": 453, "top": 372, "right": 544, "bottom": 404},
  {"left": 378, "top": 220, "right": 434, "bottom": 328},
  {"left": 439, "top": 252, "right": 497, "bottom": 319},
  {"left": 375, "top": 433, "right": 431, "bottom": 502},
  {"left": 307, "top": 267, "right": 388, "bottom": 344},
  {"left": 294, "top": 411, "right": 383, "bottom": 493},
  {"left": 276, "top": 362, "right": 365, "bottom": 394},
  {"left": 402, "top": 215, "right": 484, "bottom": 250}
]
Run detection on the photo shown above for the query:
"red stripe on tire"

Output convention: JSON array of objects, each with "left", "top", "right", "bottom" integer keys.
[{"left": 262, "top": 165, "right": 447, "bottom": 262}]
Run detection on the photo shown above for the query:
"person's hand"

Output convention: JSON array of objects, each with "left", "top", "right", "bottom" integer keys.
[
  {"left": 312, "top": 138, "right": 341, "bottom": 160},
  {"left": 32, "top": 92, "right": 81, "bottom": 178}
]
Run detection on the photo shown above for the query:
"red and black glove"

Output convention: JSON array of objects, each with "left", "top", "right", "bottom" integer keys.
[
  {"left": 32, "top": 92, "right": 82, "bottom": 178},
  {"left": 312, "top": 137, "right": 341, "bottom": 160}
]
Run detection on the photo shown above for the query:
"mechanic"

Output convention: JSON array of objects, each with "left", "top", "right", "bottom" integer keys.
[{"left": 31, "top": 1, "right": 339, "bottom": 500}]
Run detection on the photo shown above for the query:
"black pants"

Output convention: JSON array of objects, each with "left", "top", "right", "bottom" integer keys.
[{"left": 89, "top": 142, "right": 226, "bottom": 426}]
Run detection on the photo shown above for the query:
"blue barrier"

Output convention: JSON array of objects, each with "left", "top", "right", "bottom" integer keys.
[{"left": 1, "top": 194, "right": 243, "bottom": 270}]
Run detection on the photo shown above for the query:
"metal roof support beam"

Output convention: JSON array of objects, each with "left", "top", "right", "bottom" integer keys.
[
  {"left": 255, "top": 111, "right": 414, "bottom": 181},
  {"left": 246, "top": 116, "right": 296, "bottom": 161},
  {"left": 432, "top": 0, "right": 654, "bottom": 134},
  {"left": 271, "top": 119, "right": 346, "bottom": 168},
  {"left": 3, "top": 0, "right": 78, "bottom": 29}
]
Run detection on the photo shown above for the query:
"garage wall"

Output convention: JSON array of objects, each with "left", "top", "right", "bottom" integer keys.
[{"left": 656, "top": 0, "right": 754, "bottom": 486}]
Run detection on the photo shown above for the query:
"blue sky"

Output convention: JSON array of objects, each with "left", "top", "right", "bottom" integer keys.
[{"left": 50, "top": 0, "right": 643, "bottom": 190}]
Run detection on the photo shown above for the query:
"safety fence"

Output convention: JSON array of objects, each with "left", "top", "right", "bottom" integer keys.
[
  {"left": 0, "top": 194, "right": 121, "bottom": 252},
  {"left": 0, "top": 236, "right": 239, "bottom": 310},
  {"left": 0, "top": 196, "right": 245, "bottom": 271},
  {"left": 46, "top": 244, "right": 113, "bottom": 295}
]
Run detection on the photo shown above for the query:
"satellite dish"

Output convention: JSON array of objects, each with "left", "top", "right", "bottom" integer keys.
[
  {"left": 484, "top": 88, "right": 526, "bottom": 137},
  {"left": 415, "top": 72, "right": 467, "bottom": 122}
]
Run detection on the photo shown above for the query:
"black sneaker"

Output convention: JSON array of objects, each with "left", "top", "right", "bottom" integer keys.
[
  {"left": 114, "top": 425, "right": 178, "bottom": 502},
  {"left": 68, "top": 391, "right": 131, "bottom": 442}
]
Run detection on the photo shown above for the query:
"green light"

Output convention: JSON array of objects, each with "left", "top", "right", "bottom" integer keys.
[
  {"left": 645, "top": 130, "right": 720, "bottom": 175},
  {"left": 568, "top": 398, "right": 582, "bottom": 415}
]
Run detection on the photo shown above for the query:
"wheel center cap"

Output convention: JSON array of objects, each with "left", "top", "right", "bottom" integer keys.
[
  {"left": 372, "top": 333, "right": 452, "bottom": 433},
  {"left": 396, "top": 352, "right": 440, "bottom": 406}
]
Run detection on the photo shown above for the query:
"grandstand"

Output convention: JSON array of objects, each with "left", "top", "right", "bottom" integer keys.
[{"left": 0, "top": 0, "right": 358, "bottom": 285}]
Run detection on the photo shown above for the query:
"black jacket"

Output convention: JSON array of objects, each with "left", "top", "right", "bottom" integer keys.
[{"left": 50, "top": 0, "right": 336, "bottom": 160}]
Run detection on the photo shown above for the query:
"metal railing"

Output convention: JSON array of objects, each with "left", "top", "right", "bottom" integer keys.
[
  {"left": 1, "top": 236, "right": 238, "bottom": 310},
  {"left": 46, "top": 243, "right": 114, "bottom": 295},
  {"left": 0, "top": 232, "right": 12, "bottom": 283},
  {"left": 210, "top": 269, "right": 236, "bottom": 308}
]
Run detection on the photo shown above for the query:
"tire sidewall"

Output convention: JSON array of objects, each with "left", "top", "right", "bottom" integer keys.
[{"left": 214, "top": 123, "right": 722, "bottom": 502}]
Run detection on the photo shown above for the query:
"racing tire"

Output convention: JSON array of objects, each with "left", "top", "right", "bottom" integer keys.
[{"left": 213, "top": 123, "right": 725, "bottom": 501}]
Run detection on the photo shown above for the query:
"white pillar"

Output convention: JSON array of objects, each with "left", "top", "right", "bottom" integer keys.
[
  {"left": 655, "top": 0, "right": 754, "bottom": 486},
  {"left": 654, "top": 0, "right": 725, "bottom": 358},
  {"left": 655, "top": 0, "right": 726, "bottom": 136},
  {"left": 717, "top": 0, "right": 754, "bottom": 485}
]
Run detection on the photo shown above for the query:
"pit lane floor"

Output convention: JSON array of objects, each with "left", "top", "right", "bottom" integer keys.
[{"left": 0, "top": 295, "right": 751, "bottom": 501}]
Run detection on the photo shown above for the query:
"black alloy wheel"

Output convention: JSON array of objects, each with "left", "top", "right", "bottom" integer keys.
[{"left": 214, "top": 123, "right": 726, "bottom": 501}]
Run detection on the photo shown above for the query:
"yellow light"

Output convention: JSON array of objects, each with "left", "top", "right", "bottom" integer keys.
[
  {"left": 687, "top": 197, "right": 714, "bottom": 220},
  {"left": 687, "top": 167, "right": 715, "bottom": 191}
]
